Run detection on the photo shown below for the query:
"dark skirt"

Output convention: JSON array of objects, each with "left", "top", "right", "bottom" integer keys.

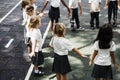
[
  {"left": 91, "top": 64, "right": 113, "bottom": 79},
  {"left": 48, "top": 6, "right": 60, "bottom": 20},
  {"left": 31, "top": 51, "right": 44, "bottom": 66},
  {"left": 52, "top": 53, "right": 71, "bottom": 75}
]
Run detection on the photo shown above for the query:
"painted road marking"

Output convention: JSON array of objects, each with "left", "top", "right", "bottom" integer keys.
[
  {"left": 0, "top": 0, "right": 22, "bottom": 23},
  {"left": 5, "top": 38, "right": 14, "bottom": 48},
  {"left": 24, "top": 22, "right": 51, "bottom": 80}
]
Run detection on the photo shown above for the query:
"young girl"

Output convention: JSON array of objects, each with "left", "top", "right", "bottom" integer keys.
[
  {"left": 89, "top": 24, "right": 119, "bottom": 80},
  {"left": 28, "top": 17, "right": 44, "bottom": 76},
  {"left": 89, "top": 0, "right": 101, "bottom": 29},
  {"left": 40, "top": 0, "right": 70, "bottom": 32},
  {"left": 21, "top": 0, "right": 30, "bottom": 25},
  {"left": 104, "top": 0, "right": 119, "bottom": 27},
  {"left": 49, "top": 23, "right": 87, "bottom": 80}
]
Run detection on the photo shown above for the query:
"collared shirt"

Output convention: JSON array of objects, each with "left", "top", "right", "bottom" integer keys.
[
  {"left": 49, "top": 36, "right": 74, "bottom": 56},
  {"left": 89, "top": 0, "right": 101, "bottom": 12},
  {"left": 47, "top": 0, "right": 60, "bottom": 7},
  {"left": 69, "top": 0, "right": 81, "bottom": 8},
  {"left": 93, "top": 41, "right": 116, "bottom": 66}
]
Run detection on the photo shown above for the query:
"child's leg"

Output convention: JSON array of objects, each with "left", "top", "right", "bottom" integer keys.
[
  {"left": 50, "top": 19, "right": 54, "bottom": 32},
  {"left": 61, "top": 74, "right": 67, "bottom": 80},
  {"left": 90, "top": 12, "right": 95, "bottom": 28},
  {"left": 56, "top": 73, "right": 61, "bottom": 80},
  {"left": 108, "top": 2, "right": 113, "bottom": 24},
  {"left": 27, "top": 46, "right": 31, "bottom": 53},
  {"left": 95, "top": 12, "right": 99, "bottom": 28}
]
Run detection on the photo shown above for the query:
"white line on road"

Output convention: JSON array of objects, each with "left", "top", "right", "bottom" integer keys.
[
  {"left": 24, "top": 21, "right": 51, "bottom": 80},
  {"left": 5, "top": 38, "right": 14, "bottom": 48},
  {"left": 0, "top": 0, "right": 22, "bottom": 23}
]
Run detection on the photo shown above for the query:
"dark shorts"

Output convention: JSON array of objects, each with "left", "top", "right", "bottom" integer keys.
[
  {"left": 31, "top": 51, "right": 44, "bottom": 66},
  {"left": 48, "top": 6, "right": 60, "bottom": 20},
  {"left": 91, "top": 64, "right": 113, "bottom": 79},
  {"left": 52, "top": 53, "right": 71, "bottom": 75}
]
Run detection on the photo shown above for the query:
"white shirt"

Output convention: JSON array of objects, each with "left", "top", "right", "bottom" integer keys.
[
  {"left": 109, "top": 0, "right": 116, "bottom": 1},
  {"left": 49, "top": 36, "right": 74, "bottom": 55},
  {"left": 30, "top": 28, "right": 43, "bottom": 52},
  {"left": 47, "top": 0, "right": 60, "bottom": 7},
  {"left": 89, "top": 0, "right": 101, "bottom": 12},
  {"left": 69, "top": 0, "right": 81, "bottom": 8},
  {"left": 93, "top": 41, "right": 116, "bottom": 66}
]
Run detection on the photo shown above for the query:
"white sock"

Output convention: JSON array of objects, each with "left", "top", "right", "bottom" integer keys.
[{"left": 34, "top": 69, "right": 39, "bottom": 73}]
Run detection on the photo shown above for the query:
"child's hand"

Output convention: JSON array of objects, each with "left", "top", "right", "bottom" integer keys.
[
  {"left": 90, "top": 9, "right": 94, "bottom": 13},
  {"left": 104, "top": 5, "right": 108, "bottom": 9},
  {"left": 39, "top": 12, "right": 44, "bottom": 17},
  {"left": 81, "top": 55, "right": 88, "bottom": 59},
  {"left": 89, "top": 60, "right": 93, "bottom": 66},
  {"left": 79, "top": 11, "right": 82, "bottom": 16},
  {"left": 114, "top": 64, "right": 119, "bottom": 71},
  {"left": 118, "top": 6, "right": 120, "bottom": 9},
  {"left": 96, "top": 7, "right": 99, "bottom": 12},
  {"left": 29, "top": 52, "right": 35, "bottom": 58}
]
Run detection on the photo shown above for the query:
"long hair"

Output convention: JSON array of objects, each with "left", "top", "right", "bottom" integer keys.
[
  {"left": 94, "top": 24, "right": 113, "bottom": 49},
  {"left": 28, "top": 17, "right": 41, "bottom": 29},
  {"left": 54, "top": 23, "right": 66, "bottom": 37}
]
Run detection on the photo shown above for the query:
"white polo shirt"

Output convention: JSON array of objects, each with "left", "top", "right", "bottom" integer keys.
[
  {"left": 49, "top": 36, "right": 74, "bottom": 56},
  {"left": 29, "top": 28, "right": 43, "bottom": 52},
  {"left": 69, "top": 0, "right": 81, "bottom": 9},
  {"left": 93, "top": 41, "right": 116, "bottom": 66},
  {"left": 47, "top": 0, "right": 60, "bottom": 7},
  {"left": 89, "top": 0, "right": 101, "bottom": 12}
]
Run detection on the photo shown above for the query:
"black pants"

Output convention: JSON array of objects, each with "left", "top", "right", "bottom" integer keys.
[
  {"left": 71, "top": 8, "right": 80, "bottom": 28},
  {"left": 108, "top": 1, "right": 118, "bottom": 24},
  {"left": 90, "top": 12, "right": 99, "bottom": 27}
]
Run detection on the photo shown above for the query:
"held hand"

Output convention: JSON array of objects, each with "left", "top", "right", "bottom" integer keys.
[
  {"left": 118, "top": 6, "right": 120, "bottom": 9},
  {"left": 89, "top": 60, "right": 93, "bottom": 66},
  {"left": 79, "top": 11, "right": 82, "bottom": 16},
  {"left": 104, "top": 5, "right": 108, "bottom": 9},
  {"left": 114, "top": 64, "right": 119, "bottom": 71},
  {"left": 90, "top": 9, "right": 94, "bottom": 13},
  {"left": 29, "top": 52, "right": 35, "bottom": 58},
  {"left": 96, "top": 7, "right": 99, "bottom": 12},
  {"left": 39, "top": 12, "right": 44, "bottom": 17},
  {"left": 81, "top": 55, "right": 88, "bottom": 59}
]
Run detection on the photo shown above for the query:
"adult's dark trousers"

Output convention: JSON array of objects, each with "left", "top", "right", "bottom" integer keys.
[
  {"left": 90, "top": 12, "right": 99, "bottom": 27},
  {"left": 108, "top": 1, "right": 118, "bottom": 24},
  {"left": 71, "top": 8, "right": 80, "bottom": 28}
]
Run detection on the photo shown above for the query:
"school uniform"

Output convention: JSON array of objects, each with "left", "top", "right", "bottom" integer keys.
[
  {"left": 89, "top": 0, "right": 101, "bottom": 28},
  {"left": 108, "top": 0, "right": 118, "bottom": 24},
  {"left": 92, "top": 41, "right": 116, "bottom": 79},
  {"left": 69, "top": 0, "right": 81, "bottom": 28},
  {"left": 47, "top": 0, "right": 60, "bottom": 21},
  {"left": 50, "top": 36, "right": 74, "bottom": 74},
  {"left": 29, "top": 28, "right": 44, "bottom": 65}
]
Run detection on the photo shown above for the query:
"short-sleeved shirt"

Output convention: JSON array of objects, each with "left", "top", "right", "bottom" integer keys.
[
  {"left": 49, "top": 36, "right": 74, "bottom": 55},
  {"left": 69, "top": 0, "right": 81, "bottom": 9},
  {"left": 88, "top": 0, "right": 101, "bottom": 12},
  {"left": 93, "top": 41, "right": 116, "bottom": 65},
  {"left": 47, "top": 0, "right": 60, "bottom": 7},
  {"left": 29, "top": 28, "right": 43, "bottom": 52}
]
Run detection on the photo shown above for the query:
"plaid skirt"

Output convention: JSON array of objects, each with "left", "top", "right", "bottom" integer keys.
[
  {"left": 52, "top": 53, "right": 71, "bottom": 75},
  {"left": 91, "top": 64, "right": 113, "bottom": 79}
]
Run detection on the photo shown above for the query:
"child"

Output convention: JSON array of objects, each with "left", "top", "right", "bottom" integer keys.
[
  {"left": 89, "top": 0, "right": 101, "bottom": 29},
  {"left": 21, "top": 0, "right": 30, "bottom": 25},
  {"left": 49, "top": 23, "right": 87, "bottom": 80},
  {"left": 104, "top": 0, "right": 119, "bottom": 27},
  {"left": 69, "top": 0, "right": 84, "bottom": 31},
  {"left": 89, "top": 24, "right": 119, "bottom": 80},
  {"left": 40, "top": 0, "right": 70, "bottom": 32},
  {"left": 28, "top": 17, "right": 44, "bottom": 76}
]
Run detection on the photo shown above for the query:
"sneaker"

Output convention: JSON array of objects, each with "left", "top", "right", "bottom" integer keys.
[
  {"left": 76, "top": 27, "right": 85, "bottom": 30},
  {"left": 34, "top": 71, "right": 44, "bottom": 77}
]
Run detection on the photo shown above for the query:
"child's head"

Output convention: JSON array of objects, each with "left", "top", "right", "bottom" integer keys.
[
  {"left": 95, "top": 24, "right": 113, "bottom": 49},
  {"left": 54, "top": 23, "right": 66, "bottom": 37},
  {"left": 29, "top": 16, "right": 41, "bottom": 29},
  {"left": 26, "top": 5, "right": 34, "bottom": 16},
  {"left": 21, "top": 0, "right": 30, "bottom": 9}
]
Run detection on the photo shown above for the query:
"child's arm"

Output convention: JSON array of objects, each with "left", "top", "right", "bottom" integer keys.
[
  {"left": 89, "top": 3, "right": 93, "bottom": 12},
  {"left": 40, "top": 0, "right": 49, "bottom": 13},
  {"left": 104, "top": 0, "right": 109, "bottom": 9},
  {"left": 110, "top": 51, "right": 119, "bottom": 70},
  {"left": 29, "top": 39, "right": 37, "bottom": 57},
  {"left": 78, "top": 2, "right": 82, "bottom": 15},
  {"left": 72, "top": 48, "right": 88, "bottom": 58},
  {"left": 96, "top": 2, "right": 101, "bottom": 12},
  {"left": 118, "top": 0, "right": 120, "bottom": 9},
  {"left": 89, "top": 50, "right": 98, "bottom": 66},
  {"left": 61, "top": 0, "right": 70, "bottom": 17}
]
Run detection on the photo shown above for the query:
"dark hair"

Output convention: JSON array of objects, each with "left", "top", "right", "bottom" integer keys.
[
  {"left": 94, "top": 24, "right": 113, "bottom": 49},
  {"left": 26, "top": 5, "right": 34, "bottom": 13},
  {"left": 21, "top": 0, "right": 30, "bottom": 9}
]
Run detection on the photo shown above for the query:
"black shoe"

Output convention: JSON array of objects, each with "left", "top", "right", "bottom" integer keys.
[
  {"left": 71, "top": 27, "right": 76, "bottom": 31},
  {"left": 91, "top": 27, "right": 95, "bottom": 30},
  {"left": 34, "top": 71, "right": 44, "bottom": 77},
  {"left": 113, "top": 23, "right": 117, "bottom": 27}
]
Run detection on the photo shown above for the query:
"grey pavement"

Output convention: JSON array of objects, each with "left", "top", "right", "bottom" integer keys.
[{"left": 0, "top": 0, "right": 120, "bottom": 80}]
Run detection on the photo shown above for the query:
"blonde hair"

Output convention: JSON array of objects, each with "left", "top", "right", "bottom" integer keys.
[
  {"left": 54, "top": 23, "right": 66, "bottom": 37},
  {"left": 29, "top": 16, "right": 41, "bottom": 29}
]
